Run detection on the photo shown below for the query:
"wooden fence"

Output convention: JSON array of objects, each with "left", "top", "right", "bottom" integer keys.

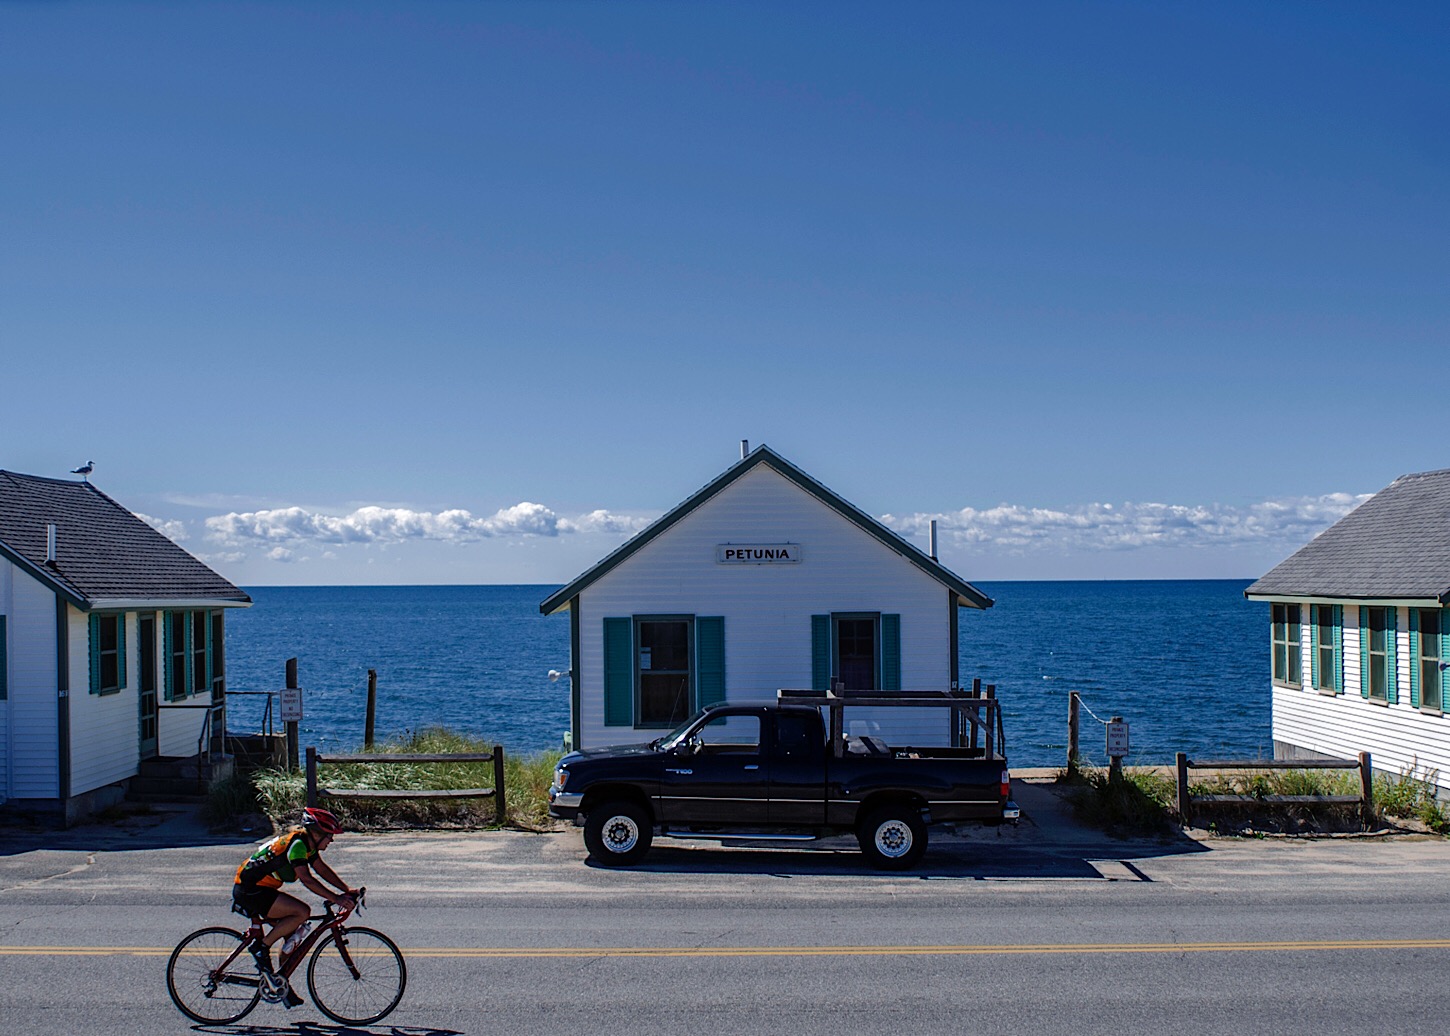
[
  {"left": 1175, "top": 751, "right": 1373, "bottom": 826},
  {"left": 305, "top": 745, "right": 507, "bottom": 824}
]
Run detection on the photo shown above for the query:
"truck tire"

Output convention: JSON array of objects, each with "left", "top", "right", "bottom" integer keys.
[
  {"left": 583, "top": 800, "right": 653, "bottom": 866},
  {"left": 857, "top": 805, "right": 927, "bottom": 870}
]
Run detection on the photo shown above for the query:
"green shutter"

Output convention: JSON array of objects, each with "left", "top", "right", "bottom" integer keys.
[
  {"left": 811, "top": 615, "right": 831, "bottom": 691},
  {"left": 1359, "top": 606, "right": 1370, "bottom": 699},
  {"left": 603, "top": 617, "right": 633, "bottom": 727},
  {"left": 1386, "top": 608, "right": 1398, "bottom": 705},
  {"left": 881, "top": 614, "right": 901, "bottom": 691},
  {"left": 116, "top": 614, "right": 127, "bottom": 691},
  {"left": 1409, "top": 610, "right": 1421, "bottom": 709},
  {"left": 1310, "top": 609, "right": 1320, "bottom": 689},
  {"left": 163, "top": 611, "right": 174, "bottom": 701},
  {"left": 1333, "top": 605, "right": 1344, "bottom": 693},
  {"left": 696, "top": 616, "right": 726, "bottom": 708},
  {"left": 0, "top": 615, "right": 7, "bottom": 701},
  {"left": 88, "top": 613, "right": 100, "bottom": 695}
]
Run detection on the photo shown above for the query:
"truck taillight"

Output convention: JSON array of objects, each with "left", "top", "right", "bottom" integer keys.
[{"left": 1000, "top": 769, "right": 1011, "bottom": 797}]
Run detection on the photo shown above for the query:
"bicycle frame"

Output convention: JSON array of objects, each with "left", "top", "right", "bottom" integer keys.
[{"left": 212, "top": 890, "right": 368, "bottom": 989}]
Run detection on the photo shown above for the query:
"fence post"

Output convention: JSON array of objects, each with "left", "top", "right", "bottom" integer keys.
[
  {"left": 285, "top": 657, "right": 300, "bottom": 772},
  {"left": 970, "top": 678, "right": 981, "bottom": 751},
  {"left": 1067, "top": 692, "right": 1080, "bottom": 775},
  {"left": 306, "top": 746, "right": 318, "bottom": 808},
  {"left": 1359, "top": 751, "right": 1374, "bottom": 827},
  {"left": 493, "top": 744, "right": 507, "bottom": 825},
  {"left": 1176, "top": 752, "right": 1191, "bottom": 824},
  {"left": 364, "top": 669, "right": 377, "bottom": 749}
]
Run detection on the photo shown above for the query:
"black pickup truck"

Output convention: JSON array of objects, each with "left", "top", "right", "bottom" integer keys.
[{"left": 548, "top": 689, "right": 1018, "bottom": 869}]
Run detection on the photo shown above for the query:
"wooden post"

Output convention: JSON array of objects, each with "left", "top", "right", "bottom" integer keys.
[
  {"left": 1176, "top": 752, "right": 1192, "bottom": 824},
  {"left": 286, "top": 657, "right": 299, "bottom": 772},
  {"left": 306, "top": 746, "right": 318, "bottom": 808},
  {"left": 1359, "top": 751, "right": 1374, "bottom": 827},
  {"left": 492, "top": 744, "right": 507, "bottom": 826},
  {"left": 1067, "top": 692, "right": 1080, "bottom": 775},
  {"left": 1108, "top": 716, "right": 1123, "bottom": 785},
  {"left": 365, "top": 669, "right": 378, "bottom": 749},
  {"left": 969, "top": 678, "right": 981, "bottom": 751},
  {"left": 985, "top": 683, "right": 996, "bottom": 759}
]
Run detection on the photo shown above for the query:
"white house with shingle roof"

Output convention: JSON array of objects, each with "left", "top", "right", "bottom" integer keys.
[
  {"left": 541, "top": 445, "right": 993, "bottom": 750},
  {"left": 1245, "top": 468, "right": 1450, "bottom": 793},
  {"left": 0, "top": 470, "right": 251, "bottom": 823}
]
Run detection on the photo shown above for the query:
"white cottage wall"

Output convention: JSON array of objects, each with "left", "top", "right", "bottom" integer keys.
[
  {"left": 7, "top": 565, "right": 58, "bottom": 798},
  {"left": 577, "top": 466, "right": 955, "bottom": 749},
  {"left": 1274, "top": 606, "right": 1450, "bottom": 793},
  {"left": 0, "top": 560, "right": 10, "bottom": 801},
  {"left": 65, "top": 606, "right": 141, "bottom": 797}
]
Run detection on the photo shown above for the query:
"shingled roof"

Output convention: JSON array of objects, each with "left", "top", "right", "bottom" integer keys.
[
  {"left": 0, "top": 470, "right": 250, "bottom": 610},
  {"left": 1245, "top": 468, "right": 1450, "bottom": 603}
]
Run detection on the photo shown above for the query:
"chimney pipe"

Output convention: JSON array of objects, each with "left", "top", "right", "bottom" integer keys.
[
  {"left": 740, "top": 439, "right": 749, "bottom": 460},
  {"left": 46, "top": 523, "right": 57, "bottom": 566},
  {"left": 929, "top": 519, "right": 938, "bottom": 561}
]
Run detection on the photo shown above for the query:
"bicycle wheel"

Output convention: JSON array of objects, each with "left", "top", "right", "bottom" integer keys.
[
  {"left": 306, "top": 925, "right": 407, "bottom": 1025},
  {"left": 166, "top": 926, "right": 262, "bottom": 1024}
]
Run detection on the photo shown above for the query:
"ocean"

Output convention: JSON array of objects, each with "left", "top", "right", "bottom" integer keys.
[{"left": 223, "top": 581, "right": 1269, "bottom": 767}]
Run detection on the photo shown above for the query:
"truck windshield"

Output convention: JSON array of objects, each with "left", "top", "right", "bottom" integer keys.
[{"left": 652, "top": 713, "right": 704, "bottom": 752}]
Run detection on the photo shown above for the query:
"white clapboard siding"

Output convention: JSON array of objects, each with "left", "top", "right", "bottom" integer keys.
[
  {"left": 7, "top": 565, "right": 59, "bottom": 798},
  {"left": 578, "top": 464, "right": 953, "bottom": 749},
  {"left": 1274, "top": 611, "right": 1450, "bottom": 792},
  {"left": 0, "top": 560, "right": 11, "bottom": 802},
  {"left": 65, "top": 606, "right": 141, "bottom": 797}
]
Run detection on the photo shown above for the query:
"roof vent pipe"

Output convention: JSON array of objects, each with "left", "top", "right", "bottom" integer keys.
[
  {"left": 740, "top": 439, "right": 749, "bottom": 460},
  {"left": 928, "top": 519, "right": 938, "bottom": 562},
  {"left": 46, "top": 523, "right": 57, "bottom": 566}
]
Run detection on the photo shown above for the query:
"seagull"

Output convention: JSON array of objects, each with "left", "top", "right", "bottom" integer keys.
[{"left": 71, "top": 460, "right": 94, "bottom": 481}]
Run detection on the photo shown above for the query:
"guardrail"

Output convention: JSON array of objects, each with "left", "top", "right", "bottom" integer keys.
[
  {"left": 1175, "top": 751, "right": 1373, "bottom": 826},
  {"left": 305, "top": 745, "right": 508, "bottom": 824}
]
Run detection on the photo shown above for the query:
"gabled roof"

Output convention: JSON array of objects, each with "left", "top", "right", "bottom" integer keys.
[
  {"left": 540, "top": 445, "right": 992, "bottom": 615},
  {"left": 1245, "top": 467, "right": 1450, "bottom": 603},
  {"left": 0, "top": 470, "right": 250, "bottom": 610}
]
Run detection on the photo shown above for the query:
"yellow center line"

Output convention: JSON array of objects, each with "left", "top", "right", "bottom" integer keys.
[{"left": 4, "top": 939, "right": 1450, "bottom": 959}]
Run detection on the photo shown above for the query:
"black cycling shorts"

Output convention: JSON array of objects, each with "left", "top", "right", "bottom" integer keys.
[{"left": 232, "top": 883, "right": 281, "bottom": 919}]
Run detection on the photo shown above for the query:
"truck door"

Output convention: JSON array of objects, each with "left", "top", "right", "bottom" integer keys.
[
  {"left": 768, "top": 709, "right": 827, "bottom": 825},
  {"left": 657, "top": 709, "right": 768, "bottom": 825}
]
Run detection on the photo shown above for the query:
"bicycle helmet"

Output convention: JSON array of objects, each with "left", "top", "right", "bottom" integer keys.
[{"left": 301, "top": 806, "right": 344, "bottom": 835}]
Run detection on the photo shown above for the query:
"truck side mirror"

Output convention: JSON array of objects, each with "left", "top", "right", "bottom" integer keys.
[{"left": 676, "top": 737, "right": 701, "bottom": 757}]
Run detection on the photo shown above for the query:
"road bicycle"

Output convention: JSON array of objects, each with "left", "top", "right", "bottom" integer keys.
[{"left": 166, "top": 887, "right": 406, "bottom": 1025}]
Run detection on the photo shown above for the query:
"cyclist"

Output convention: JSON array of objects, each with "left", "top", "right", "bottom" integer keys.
[{"left": 233, "top": 806, "right": 357, "bottom": 1007}]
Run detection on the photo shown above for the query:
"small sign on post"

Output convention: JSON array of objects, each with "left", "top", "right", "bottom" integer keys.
[
  {"left": 280, "top": 686, "right": 304, "bottom": 724},
  {"left": 1105, "top": 718, "right": 1130, "bottom": 758}
]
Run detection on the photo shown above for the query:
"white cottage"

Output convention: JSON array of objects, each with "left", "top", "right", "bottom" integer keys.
[
  {"left": 1245, "top": 468, "right": 1450, "bottom": 793},
  {"left": 0, "top": 470, "right": 251, "bottom": 823},
  {"left": 540, "top": 446, "right": 993, "bottom": 749}
]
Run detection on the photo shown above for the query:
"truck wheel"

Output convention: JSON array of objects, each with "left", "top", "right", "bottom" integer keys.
[
  {"left": 857, "top": 805, "right": 927, "bottom": 870},
  {"left": 583, "top": 801, "right": 653, "bottom": 866}
]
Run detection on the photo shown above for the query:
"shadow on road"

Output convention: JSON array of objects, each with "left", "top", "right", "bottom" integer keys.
[{"left": 194, "top": 1024, "right": 462, "bottom": 1036}]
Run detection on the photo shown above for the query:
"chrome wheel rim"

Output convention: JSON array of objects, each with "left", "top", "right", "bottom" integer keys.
[
  {"left": 603, "top": 815, "right": 640, "bottom": 854},
  {"left": 874, "top": 819, "right": 913, "bottom": 858}
]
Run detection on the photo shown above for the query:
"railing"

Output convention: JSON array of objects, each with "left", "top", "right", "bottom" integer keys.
[
  {"left": 156, "top": 701, "right": 226, "bottom": 793},
  {"left": 305, "top": 745, "right": 508, "bottom": 824},
  {"left": 1175, "top": 751, "right": 1374, "bottom": 826},
  {"left": 776, "top": 686, "right": 1007, "bottom": 759},
  {"left": 224, "top": 690, "right": 277, "bottom": 737}
]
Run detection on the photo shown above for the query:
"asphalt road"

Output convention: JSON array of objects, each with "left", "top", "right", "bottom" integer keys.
[{"left": 3, "top": 801, "right": 1449, "bottom": 1035}]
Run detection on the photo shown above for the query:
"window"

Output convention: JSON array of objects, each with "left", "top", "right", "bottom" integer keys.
[
  {"left": 1311, "top": 604, "right": 1341, "bottom": 693},
  {"left": 138, "top": 613, "right": 157, "bottom": 748},
  {"left": 694, "top": 712, "right": 760, "bottom": 754},
  {"left": 1417, "top": 609, "right": 1442, "bottom": 713},
  {"left": 1364, "top": 606, "right": 1391, "bottom": 703},
  {"left": 636, "top": 618, "right": 693, "bottom": 727},
  {"left": 192, "top": 610, "right": 209, "bottom": 696},
  {"left": 167, "top": 610, "right": 190, "bottom": 699},
  {"left": 88, "top": 613, "right": 126, "bottom": 695},
  {"left": 1272, "top": 603, "right": 1302, "bottom": 686},
  {"left": 811, "top": 613, "right": 902, "bottom": 692},
  {"left": 0, "top": 615, "right": 7, "bottom": 701}
]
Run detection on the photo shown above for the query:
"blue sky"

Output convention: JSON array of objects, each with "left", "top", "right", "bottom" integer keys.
[{"left": 3, "top": 2, "right": 1447, "bottom": 585}]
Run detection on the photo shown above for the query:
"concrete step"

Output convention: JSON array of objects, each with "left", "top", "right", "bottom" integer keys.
[{"left": 127, "top": 776, "right": 211, "bottom": 802}]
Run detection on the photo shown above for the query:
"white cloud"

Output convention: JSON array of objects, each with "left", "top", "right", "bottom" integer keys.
[
  {"left": 880, "top": 492, "right": 1372, "bottom": 555},
  {"left": 134, "top": 512, "right": 188, "bottom": 542},
  {"left": 204, "top": 502, "right": 656, "bottom": 548}
]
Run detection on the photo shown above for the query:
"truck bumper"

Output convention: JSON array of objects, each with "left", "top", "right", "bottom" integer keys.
[
  {"left": 1002, "top": 799, "right": 1021, "bottom": 821},
  {"left": 548, "top": 788, "right": 583, "bottom": 822}
]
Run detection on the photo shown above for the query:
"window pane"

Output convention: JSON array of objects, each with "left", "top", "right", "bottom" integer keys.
[
  {"left": 836, "top": 618, "right": 876, "bottom": 691},
  {"left": 640, "top": 673, "right": 690, "bottom": 726},
  {"left": 1273, "top": 644, "right": 1287, "bottom": 681},
  {"left": 698, "top": 714, "right": 760, "bottom": 751},
  {"left": 639, "top": 621, "right": 689, "bottom": 671}
]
